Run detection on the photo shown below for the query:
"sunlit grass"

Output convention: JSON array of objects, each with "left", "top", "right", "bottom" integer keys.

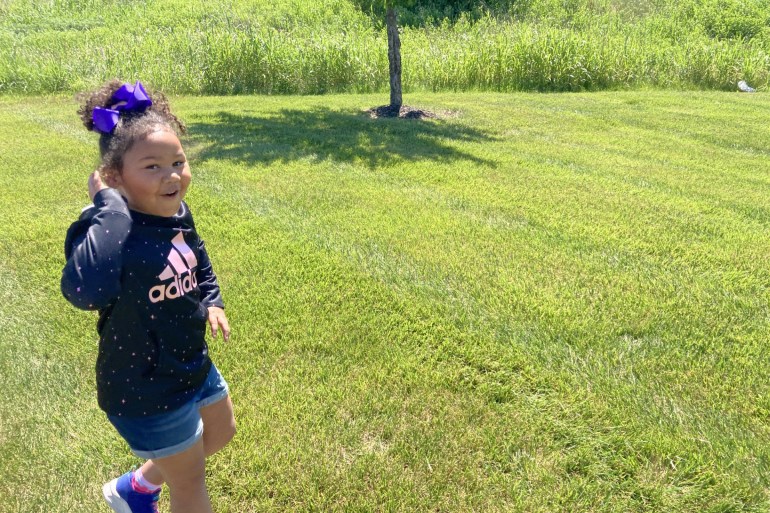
[
  {"left": 0, "top": 90, "right": 769, "bottom": 511},
  {"left": 0, "top": 0, "right": 768, "bottom": 95}
]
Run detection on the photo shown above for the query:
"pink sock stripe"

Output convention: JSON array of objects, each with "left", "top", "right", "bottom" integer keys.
[{"left": 131, "top": 471, "right": 161, "bottom": 494}]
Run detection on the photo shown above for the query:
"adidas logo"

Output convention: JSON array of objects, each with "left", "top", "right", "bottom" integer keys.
[{"left": 148, "top": 233, "right": 199, "bottom": 303}]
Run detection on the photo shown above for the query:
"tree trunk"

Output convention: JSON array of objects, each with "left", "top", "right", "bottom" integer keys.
[{"left": 386, "top": 7, "right": 402, "bottom": 110}]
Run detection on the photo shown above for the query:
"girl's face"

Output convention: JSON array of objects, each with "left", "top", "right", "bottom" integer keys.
[{"left": 112, "top": 129, "right": 191, "bottom": 217}]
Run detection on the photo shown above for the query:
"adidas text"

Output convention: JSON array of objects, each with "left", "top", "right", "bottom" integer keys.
[{"left": 149, "top": 271, "right": 198, "bottom": 303}]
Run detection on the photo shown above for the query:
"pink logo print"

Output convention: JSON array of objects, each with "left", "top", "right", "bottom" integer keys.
[{"left": 149, "top": 233, "right": 198, "bottom": 303}]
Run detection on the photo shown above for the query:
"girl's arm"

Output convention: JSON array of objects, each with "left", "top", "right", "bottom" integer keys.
[
  {"left": 61, "top": 185, "right": 132, "bottom": 310},
  {"left": 196, "top": 239, "right": 224, "bottom": 309},
  {"left": 196, "top": 240, "right": 230, "bottom": 341}
]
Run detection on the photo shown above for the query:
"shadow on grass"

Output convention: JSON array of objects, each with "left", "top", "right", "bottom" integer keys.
[{"left": 188, "top": 107, "right": 497, "bottom": 169}]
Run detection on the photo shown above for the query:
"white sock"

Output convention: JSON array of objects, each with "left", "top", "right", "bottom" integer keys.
[{"left": 133, "top": 468, "right": 162, "bottom": 493}]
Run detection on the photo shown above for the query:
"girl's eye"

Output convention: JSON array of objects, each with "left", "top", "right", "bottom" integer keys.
[{"left": 173, "top": 161, "right": 186, "bottom": 167}]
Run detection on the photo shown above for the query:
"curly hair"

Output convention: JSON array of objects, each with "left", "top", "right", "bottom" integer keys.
[{"left": 77, "top": 79, "right": 187, "bottom": 176}]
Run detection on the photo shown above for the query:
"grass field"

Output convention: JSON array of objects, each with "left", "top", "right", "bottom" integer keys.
[
  {"left": 1, "top": 0, "right": 769, "bottom": 94},
  {"left": 0, "top": 90, "right": 769, "bottom": 512}
]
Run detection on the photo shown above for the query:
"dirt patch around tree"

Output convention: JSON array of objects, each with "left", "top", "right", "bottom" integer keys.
[{"left": 366, "top": 104, "right": 439, "bottom": 119}]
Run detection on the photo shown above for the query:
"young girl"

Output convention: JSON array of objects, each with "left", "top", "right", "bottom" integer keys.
[{"left": 61, "top": 80, "right": 235, "bottom": 513}]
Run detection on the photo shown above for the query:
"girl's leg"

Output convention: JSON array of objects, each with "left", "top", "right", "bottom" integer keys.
[
  {"left": 139, "top": 395, "right": 236, "bottom": 486},
  {"left": 152, "top": 437, "right": 212, "bottom": 513},
  {"left": 201, "top": 395, "right": 237, "bottom": 455}
]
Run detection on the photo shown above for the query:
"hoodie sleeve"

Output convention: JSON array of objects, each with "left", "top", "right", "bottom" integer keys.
[
  {"left": 196, "top": 239, "right": 224, "bottom": 309},
  {"left": 61, "top": 188, "right": 132, "bottom": 310}
]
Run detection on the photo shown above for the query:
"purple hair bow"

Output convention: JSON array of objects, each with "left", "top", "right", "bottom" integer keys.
[{"left": 92, "top": 81, "right": 153, "bottom": 134}]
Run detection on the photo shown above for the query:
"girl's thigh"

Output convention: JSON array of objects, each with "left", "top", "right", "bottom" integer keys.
[
  {"left": 200, "top": 395, "right": 236, "bottom": 453},
  {"left": 153, "top": 437, "right": 207, "bottom": 488}
]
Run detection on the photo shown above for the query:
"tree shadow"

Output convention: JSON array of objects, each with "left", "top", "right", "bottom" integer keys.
[{"left": 187, "top": 107, "right": 497, "bottom": 169}]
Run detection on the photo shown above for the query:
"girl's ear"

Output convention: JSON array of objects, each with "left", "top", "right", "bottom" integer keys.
[{"left": 100, "top": 167, "right": 122, "bottom": 188}]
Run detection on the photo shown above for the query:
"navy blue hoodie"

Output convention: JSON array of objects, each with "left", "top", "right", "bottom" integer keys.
[{"left": 61, "top": 188, "right": 224, "bottom": 417}]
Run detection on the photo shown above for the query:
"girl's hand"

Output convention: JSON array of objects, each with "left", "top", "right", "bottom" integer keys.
[
  {"left": 88, "top": 170, "right": 109, "bottom": 201},
  {"left": 207, "top": 306, "right": 231, "bottom": 342}
]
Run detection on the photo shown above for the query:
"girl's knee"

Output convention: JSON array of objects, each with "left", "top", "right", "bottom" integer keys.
[
  {"left": 205, "top": 418, "right": 236, "bottom": 455},
  {"left": 225, "top": 416, "right": 237, "bottom": 442},
  {"left": 200, "top": 396, "right": 237, "bottom": 455},
  {"left": 154, "top": 440, "right": 207, "bottom": 488},
  {"left": 221, "top": 419, "right": 236, "bottom": 447}
]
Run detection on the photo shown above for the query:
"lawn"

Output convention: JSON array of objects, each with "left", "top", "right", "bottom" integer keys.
[{"left": 0, "top": 91, "right": 769, "bottom": 512}]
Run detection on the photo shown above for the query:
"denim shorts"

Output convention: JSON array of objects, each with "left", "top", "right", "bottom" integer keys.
[{"left": 107, "top": 363, "right": 229, "bottom": 460}]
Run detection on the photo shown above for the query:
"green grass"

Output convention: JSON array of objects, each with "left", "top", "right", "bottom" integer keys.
[
  {"left": 1, "top": 0, "right": 769, "bottom": 94},
  {"left": 1, "top": 90, "right": 770, "bottom": 512}
]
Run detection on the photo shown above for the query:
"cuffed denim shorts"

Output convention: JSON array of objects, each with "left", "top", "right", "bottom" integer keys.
[{"left": 107, "top": 363, "right": 229, "bottom": 459}]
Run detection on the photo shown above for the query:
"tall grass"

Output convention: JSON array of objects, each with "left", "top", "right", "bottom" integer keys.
[
  {"left": 408, "top": 14, "right": 770, "bottom": 92},
  {"left": 0, "top": 0, "right": 768, "bottom": 94}
]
